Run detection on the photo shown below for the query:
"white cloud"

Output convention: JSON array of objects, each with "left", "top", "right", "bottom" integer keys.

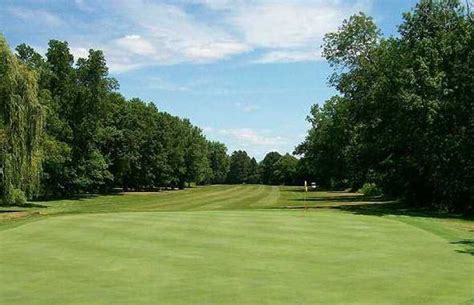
[
  {"left": 183, "top": 42, "right": 249, "bottom": 61},
  {"left": 202, "top": 125, "right": 306, "bottom": 160},
  {"left": 202, "top": 126, "right": 214, "bottom": 133},
  {"left": 71, "top": 0, "right": 252, "bottom": 72},
  {"left": 225, "top": 1, "right": 370, "bottom": 63},
  {"left": 218, "top": 128, "right": 286, "bottom": 147},
  {"left": 114, "top": 35, "right": 156, "bottom": 56},
  {"left": 254, "top": 49, "right": 321, "bottom": 63},
  {"left": 230, "top": 2, "right": 342, "bottom": 49},
  {"left": 74, "top": 0, "right": 93, "bottom": 12},
  {"left": 18, "top": 0, "right": 372, "bottom": 72},
  {"left": 234, "top": 102, "right": 260, "bottom": 113},
  {"left": 147, "top": 77, "right": 191, "bottom": 92},
  {"left": 110, "top": 1, "right": 249, "bottom": 64},
  {"left": 8, "top": 7, "right": 63, "bottom": 27},
  {"left": 204, "top": 127, "right": 293, "bottom": 159},
  {"left": 191, "top": 0, "right": 243, "bottom": 10},
  {"left": 70, "top": 47, "right": 90, "bottom": 60}
]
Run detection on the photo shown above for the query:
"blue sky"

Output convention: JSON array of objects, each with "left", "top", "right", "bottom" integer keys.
[{"left": 1, "top": 0, "right": 418, "bottom": 160}]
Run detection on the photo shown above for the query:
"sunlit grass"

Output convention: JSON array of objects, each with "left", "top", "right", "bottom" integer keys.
[{"left": 0, "top": 185, "right": 472, "bottom": 305}]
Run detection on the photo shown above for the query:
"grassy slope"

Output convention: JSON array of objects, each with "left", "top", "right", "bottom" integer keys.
[{"left": 0, "top": 185, "right": 473, "bottom": 305}]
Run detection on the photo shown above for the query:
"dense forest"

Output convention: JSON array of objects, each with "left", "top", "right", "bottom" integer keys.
[
  {"left": 296, "top": 0, "right": 473, "bottom": 212},
  {"left": 1, "top": 0, "right": 473, "bottom": 212},
  {"left": 0, "top": 34, "right": 299, "bottom": 204}
]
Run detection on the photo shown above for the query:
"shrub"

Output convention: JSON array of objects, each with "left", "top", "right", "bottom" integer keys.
[
  {"left": 359, "top": 183, "right": 382, "bottom": 197},
  {"left": 3, "top": 188, "right": 27, "bottom": 205}
]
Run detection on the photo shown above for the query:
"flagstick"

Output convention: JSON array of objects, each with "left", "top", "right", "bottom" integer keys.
[{"left": 304, "top": 180, "right": 308, "bottom": 212}]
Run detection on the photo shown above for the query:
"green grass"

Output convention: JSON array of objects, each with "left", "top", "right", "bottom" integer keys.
[{"left": 1, "top": 185, "right": 473, "bottom": 305}]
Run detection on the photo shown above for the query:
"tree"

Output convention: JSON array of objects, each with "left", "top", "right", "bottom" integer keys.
[
  {"left": 38, "top": 40, "right": 77, "bottom": 196},
  {"left": 272, "top": 154, "right": 299, "bottom": 185},
  {"left": 227, "top": 151, "right": 252, "bottom": 184},
  {"left": 183, "top": 124, "right": 211, "bottom": 186},
  {"left": 393, "top": 0, "right": 474, "bottom": 208},
  {"left": 5, "top": 35, "right": 290, "bottom": 200},
  {"left": 295, "top": 96, "right": 351, "bottom": 189},
  {"left": 71, "top": 49, "right": 116, "bottom": 192},
  {"left": 323, "top": 12, "right": 381, "bottom": 70},
  {"left": 260, "top": 152, "right": 282, "bottom": 185},
  {"left": 247, "top": 157, "right": 261, "bottom": 184},
  {"left": 0, "top": 35, "right": 44, "bottom": 203},
  {"left": 207, "top": 141, "right": 230, "bottom": 184},
  {"left": 298, "top": 0, "right": 474, "bottom": 211}
]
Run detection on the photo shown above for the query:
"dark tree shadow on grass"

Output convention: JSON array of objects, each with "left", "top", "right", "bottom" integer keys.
[
  {"left": 284, "top": 192, "right": 472, "bottom": 220},
  {"left": 451, "top": 240, "right": 474, "bottom": 256},
  {"left": 0, "top": 210, "right": 24, "bottom": 213},
  {"left": 0, "top": 202, "right": 47, "bottom": 209},
  {"left": 291, "top": 195, "right": 384, "bottom": 203},
  {"left": 278, "top": 191, "right": 474, "bottom": 256},
  {"left": 333, "top": 202, "right": 473, "bottom": 221},
  {"left": 280, "top": 188, "right": 351, "bottom": 193},
  {"left": 297, "top": 201, "right": 471, "bottom": 221},
  {"left": 37, "top": 192, "right": 125, "bottom": 202}
]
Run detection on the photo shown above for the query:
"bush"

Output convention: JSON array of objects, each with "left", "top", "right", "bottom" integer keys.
[
  {"left": 359, "top": 183, "right": 382, "bottom": 197},
  {"left": 3, "top": 188, "right": 27, "bottom": 205}
]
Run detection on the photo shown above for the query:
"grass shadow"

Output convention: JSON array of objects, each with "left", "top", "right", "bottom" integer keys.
[
  {"left": 0, "top": 202, "right": 48, "bottom": 208},
  {"left": 333, "top": 202, "right": 472, "bottom": 220},
  {"left": 284, "top": 190, "right": 470, "bottom": 220},
  {"left": 451, "top": 240, "right": 474, "bottom": 256},
  {"left": 0, "top": 210, "right": 24, "bottom": 213},
  {"left": 280, "top": 188, "right": 351, "bottom": 193},
  {"left": 281, "top": 189, "right": 305, "bottom": 193},
  {"left": 281, "top": 190, "right": 474, "bottom": 256},
  {"left": 291, "top": 195, "right": 384, "bottom": 203},
  {"left": 37, "top": 192, "right": 125, "bottom": 202}
]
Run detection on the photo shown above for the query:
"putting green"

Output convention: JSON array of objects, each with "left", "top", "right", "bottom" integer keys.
[{"left": 0, "top": 186, "right": 473, "bottom": 304}]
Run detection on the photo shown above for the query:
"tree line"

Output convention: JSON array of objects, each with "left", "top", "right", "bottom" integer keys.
[
  {"left": 296, "top": 0, "right": 473, "bottom": 212},
  {"left": 0, "top": 35, "right": 300, "bottom": 204},
  {"left": 227, "top": 151, "right": 300, "bottom": 185}
]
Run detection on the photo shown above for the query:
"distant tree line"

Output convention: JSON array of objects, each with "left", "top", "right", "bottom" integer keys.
[
  {"left": 227, "top": 151, "right": 300, "bottom": 185},
  {"left": 296, "top": 0, "right": 473, "bottom": 212},
  {"left": 0, "top": 35, "right": 300, "bottom": 204}
]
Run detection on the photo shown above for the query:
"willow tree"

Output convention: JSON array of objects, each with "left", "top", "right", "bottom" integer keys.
[{"left": 0, "top": 35, "right": 44, "bottom": 203}]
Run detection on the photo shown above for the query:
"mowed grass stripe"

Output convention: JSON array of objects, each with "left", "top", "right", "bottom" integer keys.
[
  {"left": 126, "top": 184, "right": 264, "bottom": 212},
  {"left": 219, "top": 184, "right": 274, "bottom": 210},
  {"left": 1, "top": 211, "right": 473, "bottom": 305},
  {"left": 37, "top": 185, "right": 243, "bottom": 215},
  {"left": 24, "top": 186, "right": 268, "bottom": 244},
  {"left": 132, "top": 185, "right": 249, "bottom": 211},
  {"left": 26, "top": 185, "right": 286, "bottom": 219},
  {"left": 191, "top": 184, "right": 269, "bottom": 210},
  {"left": 161, "top": 184, "right": 261, "bottom": 211},
  {"left": 250, "top": 185, "right": 281, "bottom": 208},
  {"left": 130, "top": 184, "right": 258, "bottom": 212}
]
